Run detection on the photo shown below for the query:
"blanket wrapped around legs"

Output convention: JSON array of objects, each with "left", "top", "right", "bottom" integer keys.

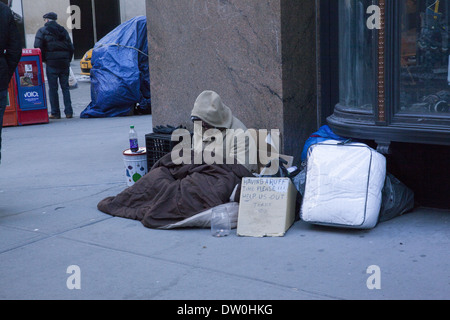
[{"left": 97, "top": 153, "right": 253, "bottom": 229}]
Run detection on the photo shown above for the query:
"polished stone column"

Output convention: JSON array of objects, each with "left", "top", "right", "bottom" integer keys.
[{"left": 146, "top": 0, "right": 317, "bottom": 164}]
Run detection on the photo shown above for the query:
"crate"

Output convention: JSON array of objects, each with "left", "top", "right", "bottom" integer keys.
[{"left": 145, "top": 133, "right": 178, "bottom": 168}]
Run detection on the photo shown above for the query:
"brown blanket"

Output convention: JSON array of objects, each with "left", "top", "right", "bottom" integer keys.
[{"left": 98, "top": 152, "right": 252, "bottom": 229}]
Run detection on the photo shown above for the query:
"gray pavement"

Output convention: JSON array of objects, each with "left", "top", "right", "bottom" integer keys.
[{"left": 0, "top": 61, "right": 449, "bottom": 301}]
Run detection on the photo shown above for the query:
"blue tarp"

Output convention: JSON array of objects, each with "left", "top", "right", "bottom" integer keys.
[{"left": 81, "top": 16, "right": 151, "bottom": 118}]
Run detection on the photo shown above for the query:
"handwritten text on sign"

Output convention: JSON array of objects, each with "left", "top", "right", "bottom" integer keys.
[{"left": 240, "top": 178, "right": 289, "bottom": 207}]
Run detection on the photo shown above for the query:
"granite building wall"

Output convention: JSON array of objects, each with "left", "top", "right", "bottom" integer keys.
[{"left": 146, "top": 0, "right": 317, "bottom": 164}]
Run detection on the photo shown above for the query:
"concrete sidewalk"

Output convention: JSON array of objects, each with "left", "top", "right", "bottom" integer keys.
[{"left": 0, "top": 62, "right": 449, "bottom": 300}]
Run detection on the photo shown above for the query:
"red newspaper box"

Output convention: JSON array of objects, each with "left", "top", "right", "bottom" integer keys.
[
  {"left": 2, "top": 76, "right": 19, "bottom": 127},
  {"left": 14, "top": 48, "right": 49, "bottom": 125}
]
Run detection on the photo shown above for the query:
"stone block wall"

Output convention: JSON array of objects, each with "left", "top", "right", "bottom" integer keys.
[{"left": 146, "top": 0, "right": 317, "bottom": 163}]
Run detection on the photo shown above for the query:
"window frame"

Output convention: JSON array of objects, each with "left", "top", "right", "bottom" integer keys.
[
  {"left": 387, "top": 0, "right": 450, "bottom": 127},
  {"left": 325, "top": 0, "right": 450, "bottom": 150}
]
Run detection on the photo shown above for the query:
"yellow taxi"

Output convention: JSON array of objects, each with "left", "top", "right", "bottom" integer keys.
[{"left": 80, "top": 49, "right": 93, "bottom": 75}]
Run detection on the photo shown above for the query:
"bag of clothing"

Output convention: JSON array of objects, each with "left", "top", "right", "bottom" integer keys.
[
  {"left": 301, "top": 125, "right": 347, "bottom": 162},
  {"left": 378, "top": 173, "right": 415, "bottom": 222},
  {"left": 301, "top": 140, "right": 386, "bottom": 229}
]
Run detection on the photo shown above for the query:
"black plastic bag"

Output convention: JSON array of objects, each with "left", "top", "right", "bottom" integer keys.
[
  {"left": 291, "top": 165, "right": 307, "bottom": 196},
  {"left": 379, "top": 173, "right": 415, "bottom": 222},
  {"left": 153, "top": 125, "right": 185, "bottom": 135},
  {"left": 260, "top": 157, "right": 302, "bottom": 221},
  {"left": 260, "top": 157, "right": 290, "bottom": 178}
]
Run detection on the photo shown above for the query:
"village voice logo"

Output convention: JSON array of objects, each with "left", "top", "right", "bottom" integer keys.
[{"left": 22, "top": 89, "right": 41, "bottom": 104}]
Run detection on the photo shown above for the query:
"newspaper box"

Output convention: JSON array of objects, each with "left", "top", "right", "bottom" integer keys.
[
  {"left": 14, "top": 48, "right": 48, "bottom": 125},
  {"left": 2, "top": 76, "right": 19, "bottom": 127}
]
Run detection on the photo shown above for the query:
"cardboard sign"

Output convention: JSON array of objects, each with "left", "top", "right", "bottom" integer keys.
[{"left": 237, "top": 177, "right": 297, "bottom": 237}]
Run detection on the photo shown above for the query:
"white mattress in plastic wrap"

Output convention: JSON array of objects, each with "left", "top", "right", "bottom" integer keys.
[{"left": 301, "top": 141, "right": 386, "bottom": 229}]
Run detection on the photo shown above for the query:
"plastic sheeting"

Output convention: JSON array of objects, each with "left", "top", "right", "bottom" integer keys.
[
  {"left": 81, "top": 16, "right": 151, "bottom": 118},
  {"left": 379, "top": 173, "right": 415, "bottom": 222}
]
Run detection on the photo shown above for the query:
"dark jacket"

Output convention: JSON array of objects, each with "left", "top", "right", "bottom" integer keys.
[
  {"left": 0, "top": 2, "right": 22, "bottom": 91},
  {"left": 34, "top": 20, "right": 74, "bottom": 69}
]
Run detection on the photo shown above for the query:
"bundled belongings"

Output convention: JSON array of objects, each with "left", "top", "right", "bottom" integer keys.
[
  {"left": 98, "top": 151, "right": 253, "bottom": 229},
  {"left": 379, "top": 173, "right": 415, "bottom": 223},
  {"left": 300, "top": 140, "right": 386, "bottom": 229},
  {"left": 300, "top": 125, "right": 347, "bottom": 162},
  {"left": 81, "top": 16, "right": 151, "bottom": 118}
]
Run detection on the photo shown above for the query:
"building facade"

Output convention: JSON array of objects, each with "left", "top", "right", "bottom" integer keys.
[
  {"left": 146, "top": 0, "right": 318, "bottom": 165},
  {"left": 319, "top": 0, "right": 450, "bottom": 207},
  {"left": 13, "top": 0, "right": 145, "bottom": 58},
  {"left": 146, "top": 0, "right": 449, "bottom": 208}
]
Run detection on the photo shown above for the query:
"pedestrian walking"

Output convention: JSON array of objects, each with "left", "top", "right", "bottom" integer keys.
[
  {"left": 0, "top": 0, "right": 22, "bottom": 164},
  {"left": 34, "top": 12, "right": 74, "bottom": 119}
]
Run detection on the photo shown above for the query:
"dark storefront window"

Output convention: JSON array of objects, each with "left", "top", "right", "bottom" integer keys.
[
  {"left": 339, "top": 0, "right": 377, "bottom": 112},
  {"left": 400, "top": 0, "right": 449, "bottom": 114},
  {"left": 320, "top": 0, "right": 450, "bottom": 208},
  {"left": 326, "top": 0, "right": 450, "bottom": 148}
]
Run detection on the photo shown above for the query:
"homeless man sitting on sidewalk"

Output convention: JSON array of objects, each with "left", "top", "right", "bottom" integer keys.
[{"left": 98, "top": 90, "right": 258, "bottom": 229}]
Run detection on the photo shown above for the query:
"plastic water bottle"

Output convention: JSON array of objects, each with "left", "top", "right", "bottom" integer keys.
[
  {"left": 211, "top": 207, "right": 231, "bottom": 237},
  {"left": 129, "top": 125, "right": 139, "bottom": 152}
]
